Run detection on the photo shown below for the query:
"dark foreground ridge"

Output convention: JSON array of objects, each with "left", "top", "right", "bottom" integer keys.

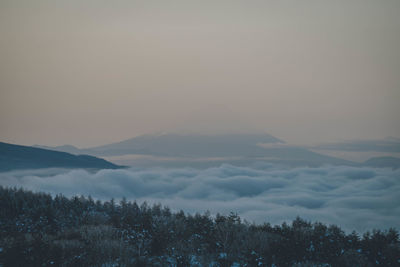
[
  {"left": 0, "top": 142, "right": 122, "bottom": 171},
  {"left": 0, "top": 187, "right": 398, "bottom": 266}
]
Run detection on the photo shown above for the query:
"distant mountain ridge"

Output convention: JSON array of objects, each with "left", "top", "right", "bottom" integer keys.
[
  {"left": 33, "top": 133, "right": 360, "bottom": 168},
  {"left": 88, "top": 133, "right": 285, "bottom": 157},
  {"left": 363, "top": 156, "right": 400, "bottom": 169},
  {"left": 313, "top": 137, "right": 400, "bottom": 153},
  {"left": 0, "top": 142, "right": 122, "bottom": 171},
  {"left": 33, "top": 144, "right": 82, "bottom": 154}
]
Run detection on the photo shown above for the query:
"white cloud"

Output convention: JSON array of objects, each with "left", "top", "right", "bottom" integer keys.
[{"left": 1, "top": 164, "right": 399, "bottom": 233}]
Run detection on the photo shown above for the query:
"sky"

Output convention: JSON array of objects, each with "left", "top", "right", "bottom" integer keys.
[{"left": 1, "top": 0, "right": 399, "bottom": 147}]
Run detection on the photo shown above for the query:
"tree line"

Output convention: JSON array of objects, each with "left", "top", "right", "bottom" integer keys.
[{"left": 0, "top": 186, "right": 398, "bottom": 266}]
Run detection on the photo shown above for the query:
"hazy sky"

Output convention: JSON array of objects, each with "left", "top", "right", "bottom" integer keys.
[{"left": 1, "top": 0, "right": 399, "bottom": 147}]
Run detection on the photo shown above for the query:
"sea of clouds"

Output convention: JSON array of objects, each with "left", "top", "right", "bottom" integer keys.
[{"left": 0, "top": 164, "right": 399, "bottom": 233}]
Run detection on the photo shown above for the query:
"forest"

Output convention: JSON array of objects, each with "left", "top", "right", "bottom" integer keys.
[{"left": 0, "top": 186, "right": 398, "bottom": 266}]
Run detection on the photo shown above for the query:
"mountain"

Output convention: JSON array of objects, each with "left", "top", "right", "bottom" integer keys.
[
  {"left": 312, "top": 137, "right": 400, "bottom": 153},
  {"left": 33, "top": 144, "right": 82, "bottom": 154},
  {"left": 87, "top": 133, "right": 356, "bottom": 167},
  {"left": 87, "top": 133, "right": 284, "bottom": 157},
  {"left": 363, "top": 156, "right": 400, "bottom": 169},
  {"left": 0, "top": 142, "right": 122, "bottom": 171},
  {"left": 32, "top": 133, "right": 356, "bottom": 168}
]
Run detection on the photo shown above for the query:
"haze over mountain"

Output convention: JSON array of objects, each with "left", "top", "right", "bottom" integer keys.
[
  {"left": 0, "top": 142, "right": 122, "bottom": 171},
  {"left": 35, "top": 133, "right": 356, "bottom": 168},
  {"left": 88, "top": 133, "right": 283, "bottom": 157},
  {"left": 362, "top": 156, "right": 400, "bottom": 169},
  {"left": 312, "top": 137, "right": 400, "bottom": 153},
  {"left": 308, "top": 137, "right": 400, "bottom": 163}
]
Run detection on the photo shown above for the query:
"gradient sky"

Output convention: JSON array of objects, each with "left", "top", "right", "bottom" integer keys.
[{"left": 1, "top": 0, "right": 399, "bottom": 147}]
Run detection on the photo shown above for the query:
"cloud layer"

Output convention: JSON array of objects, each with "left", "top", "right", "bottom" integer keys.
[{"left": 1, "top": 164, "right": 399, "bottom": 233}]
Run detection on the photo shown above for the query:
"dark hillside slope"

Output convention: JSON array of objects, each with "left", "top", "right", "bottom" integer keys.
[{"left": 0, "top": 142, "right": 122, "bottom": 171}]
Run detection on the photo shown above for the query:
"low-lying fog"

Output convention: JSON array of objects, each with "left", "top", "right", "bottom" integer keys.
[{"left": 1, "top": 164, "right": 399, "bottom": 233}]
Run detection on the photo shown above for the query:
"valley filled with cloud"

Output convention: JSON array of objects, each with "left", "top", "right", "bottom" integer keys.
[{"left": 1, "top": 164, "right": 398, "bottom": 233}]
